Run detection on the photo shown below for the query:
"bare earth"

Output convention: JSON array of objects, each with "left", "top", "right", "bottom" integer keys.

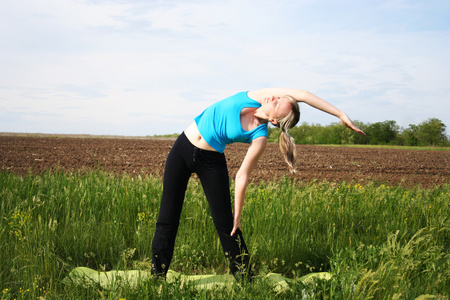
[{"left": 1, "top": 135, "right": 449, "bottom": 188}]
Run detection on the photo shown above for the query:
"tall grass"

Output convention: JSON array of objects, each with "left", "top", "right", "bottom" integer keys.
[{"left": 1, "top": 171, "right": 449, "bottom": 299}]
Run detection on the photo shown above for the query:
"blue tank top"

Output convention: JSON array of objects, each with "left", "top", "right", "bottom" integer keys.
[{"left": 194, "top": 91, "right": 269, "bottom": 153}]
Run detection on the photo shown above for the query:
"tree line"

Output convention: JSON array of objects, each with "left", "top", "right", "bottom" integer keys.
[{"left": 268, "top": 118, "right": 449, "bottom": 147}]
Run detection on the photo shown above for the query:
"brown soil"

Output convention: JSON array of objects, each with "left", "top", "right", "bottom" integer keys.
[{"left": 1, "top": 135, "right": 449, "bottom": 188}]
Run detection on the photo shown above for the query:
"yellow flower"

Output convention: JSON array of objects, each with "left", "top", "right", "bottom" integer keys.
[{"left": 137, "top": 212, "right": 146, "bottom": 222}]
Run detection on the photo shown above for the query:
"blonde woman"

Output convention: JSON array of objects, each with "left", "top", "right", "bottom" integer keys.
[{"left": 151, "top": 88, "right": 365, "bottom": 279}]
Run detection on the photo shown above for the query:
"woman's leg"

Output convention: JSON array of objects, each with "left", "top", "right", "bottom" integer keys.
[
  {"left": 151, "top": 133, "right": 193, "bottom": 276},
  {"left": 194, "top": 150, "right": 252, "bottom": 278}
]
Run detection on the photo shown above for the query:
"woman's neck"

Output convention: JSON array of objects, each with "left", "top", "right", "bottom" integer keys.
[
  {"left": 253, "top": 107, "right": 269, "bottom": 124},
  {"left": 241, "top": 107, "right": 268, "bottom": 131}
]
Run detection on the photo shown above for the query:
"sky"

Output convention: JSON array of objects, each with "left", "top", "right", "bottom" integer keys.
[{"left": 1, "top": 0, "right": 449, "bottom": 136}]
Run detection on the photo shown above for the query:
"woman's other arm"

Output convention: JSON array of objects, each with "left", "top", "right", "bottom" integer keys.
[{"left": 231, "top": 136, "right": 267, "bottom": 236}]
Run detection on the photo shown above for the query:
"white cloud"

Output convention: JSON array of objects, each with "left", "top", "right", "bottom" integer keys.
[{"left": 1, "top": 0, "right": 449, "bottom": 135}]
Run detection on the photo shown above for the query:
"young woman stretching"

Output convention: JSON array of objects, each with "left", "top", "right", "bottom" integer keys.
[{"left": 151, "top": 88, "right": 365, "bottom": 278}]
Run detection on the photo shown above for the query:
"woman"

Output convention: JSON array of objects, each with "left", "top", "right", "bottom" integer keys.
[{"left": 151, "top": 88, "right": 365, "bottom": 279}]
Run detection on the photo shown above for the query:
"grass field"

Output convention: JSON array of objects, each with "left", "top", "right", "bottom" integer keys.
[{"left": 1, "top": 171, "right": 449, "bottom": 299}]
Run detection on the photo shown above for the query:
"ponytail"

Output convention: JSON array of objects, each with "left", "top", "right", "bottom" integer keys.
[
  {"left": 275, "top": 95, "right": 300, "bottom": 174},
  {"left": 280, "top": 130, "right": 297, "bottom": 173}
]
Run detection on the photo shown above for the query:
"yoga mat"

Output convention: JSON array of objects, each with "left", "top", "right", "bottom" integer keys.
[{"left": 63, "top": 267, "right": 332, "bottom": 292}]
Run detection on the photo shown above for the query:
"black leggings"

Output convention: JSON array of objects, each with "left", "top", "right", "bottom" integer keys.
[{"left": 151, "top": 132, "right": 251, "bottom": 277}]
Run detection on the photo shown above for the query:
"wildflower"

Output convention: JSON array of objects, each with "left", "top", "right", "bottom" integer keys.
[{"left": 137, "top": 212, "right": 146, "bottom": 222}]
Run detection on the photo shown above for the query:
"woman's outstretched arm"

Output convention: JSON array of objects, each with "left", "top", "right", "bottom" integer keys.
[{"left": 248, "top": 88, "right": 366, "bottom": 135}]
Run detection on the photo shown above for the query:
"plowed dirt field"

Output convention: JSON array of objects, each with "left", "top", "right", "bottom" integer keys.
[{"left": 1, "top": 135, "right": 448, "bottom": 188}]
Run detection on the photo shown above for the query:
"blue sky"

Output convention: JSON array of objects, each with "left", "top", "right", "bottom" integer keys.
[{"left": 1, "top": 0, "right": 449, "bottom": 136}]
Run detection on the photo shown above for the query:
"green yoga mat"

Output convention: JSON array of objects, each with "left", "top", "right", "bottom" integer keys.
[{"left": 63, "top": 267, "right": 332, "bottom": 292}]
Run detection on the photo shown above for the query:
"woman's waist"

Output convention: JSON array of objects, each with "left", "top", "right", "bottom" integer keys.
[{"left": 184, "top": 122, "right": 218, "bottom": 152}]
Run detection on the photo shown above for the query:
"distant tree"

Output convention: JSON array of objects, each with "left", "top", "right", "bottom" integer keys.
[
  {"left": 290, "top": 122, "right": 323, "bottom": 144},
  {"left": 401, "top": 118, "right": 448, "bottom": 146},
  {"left": 273, "top": 118, "right": 448, "bottom": 147},
  {"left": 351, "top": 121, "right": 369, "bottom": 144},
  {"left": 316, "top": 124, "right": 336, "bottom": 144},
  {"left": 268, "top": 127, "right": 281, "bottom": 143},
  {"left": 365, "top": 120, "right": 399, "bottom": 145},
  {"left": 330, "top": 122, "right": 354, "bottom": 144},
  {"left": 402, "top": 125, "right": 419, "bottom": 146},
  {"left": 416, "top": 118, "right": 448, "bottom": 146},
  {"left": 290, "top": 122, "right": 311, "bottom": 144}
]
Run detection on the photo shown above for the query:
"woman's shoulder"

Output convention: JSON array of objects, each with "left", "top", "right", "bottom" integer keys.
[{"left": 220, "top": 91, "right": 260, "bottom": 106}]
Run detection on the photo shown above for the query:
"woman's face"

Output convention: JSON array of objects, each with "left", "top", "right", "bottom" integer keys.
[{"left": 262, "top": 96, "right": 292, "bottom": 123}]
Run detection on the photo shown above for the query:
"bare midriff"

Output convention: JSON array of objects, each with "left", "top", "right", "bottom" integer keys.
[{"left": 184, "top": 122, "right": 217, "bottom": 152}]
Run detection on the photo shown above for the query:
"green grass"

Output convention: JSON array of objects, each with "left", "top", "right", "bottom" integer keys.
[{"left": 1, "top": 171, "right": 449, "bottom": 299}]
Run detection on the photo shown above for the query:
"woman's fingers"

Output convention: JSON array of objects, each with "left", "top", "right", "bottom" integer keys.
[
  {"left": 230, "top": 227, "right": 236, "bottom": 236},
  {"left": 340, "top": 114, "right": 366, "bottom": 135},
  {"left": 230, "top": 219, "right": 241, "bottom": 236}
]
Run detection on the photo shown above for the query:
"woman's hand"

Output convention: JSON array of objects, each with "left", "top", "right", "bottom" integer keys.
[
  {"left": 230, "top": 217, "right": 241, "bottom": 236},
  {"left": 340, "top": 114, "right": 366, "bottom": 135}
]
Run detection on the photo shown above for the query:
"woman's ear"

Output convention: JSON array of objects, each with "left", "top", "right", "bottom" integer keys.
[{"left": 270, "top": 119, "right": 278, "bottom": 126}]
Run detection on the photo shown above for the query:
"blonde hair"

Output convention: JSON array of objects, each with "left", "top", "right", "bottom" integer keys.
[{"left": 275, "top": 95, "right": 300, "bottom": 173}]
